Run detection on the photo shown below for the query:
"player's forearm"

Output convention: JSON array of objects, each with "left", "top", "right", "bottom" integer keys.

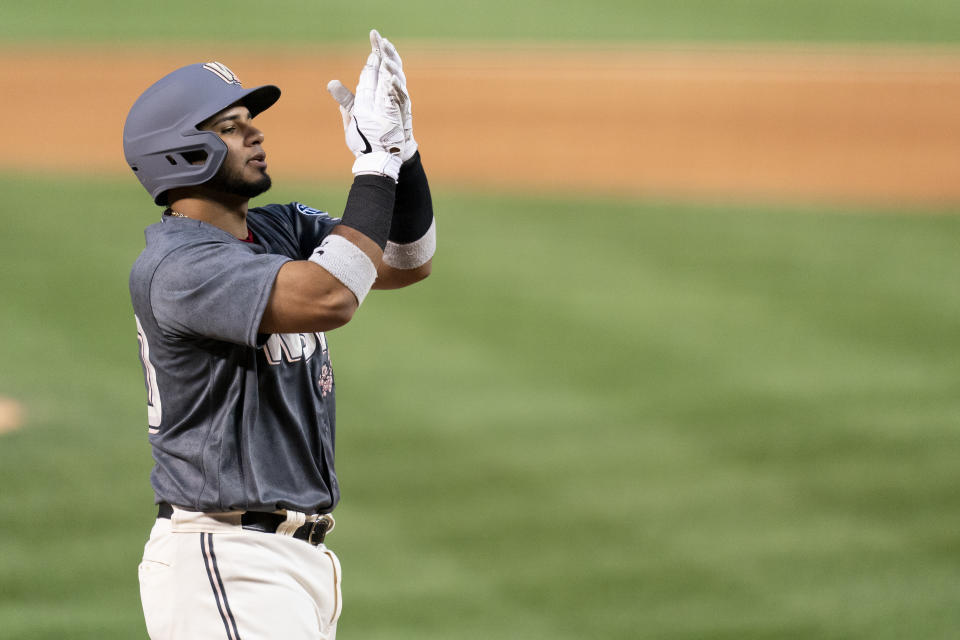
[
  {"left": 373, "top": 260, "right": 432, "bottom": 289},
  {"left": 373, "top": 152, "right": 435, "bottom": 289},
  {"left": 259, "top": 261, "right": 359, "bottom": 333},
  {"left": 259, "top": 174, "right": 397, "bottom": 333}
]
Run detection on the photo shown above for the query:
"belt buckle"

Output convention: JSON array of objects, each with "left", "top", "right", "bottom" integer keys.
[{"left": 308, "top": 514, "right": 333, "bottom": 545}]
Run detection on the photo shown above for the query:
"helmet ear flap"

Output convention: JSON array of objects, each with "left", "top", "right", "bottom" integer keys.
[{"left": 150, "top": 130, "right": 229, "bottom": 205}]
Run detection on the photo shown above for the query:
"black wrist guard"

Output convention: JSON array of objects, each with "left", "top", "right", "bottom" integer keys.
[
  {"left": 390, "top": 151, "right": 434, "bottom": 243},
  {"left": 341, "top": 174, "right": 397, "bottom": 250}
]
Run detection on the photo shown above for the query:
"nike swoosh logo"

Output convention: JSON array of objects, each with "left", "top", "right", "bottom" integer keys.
[{"left": 354, "top": 119, "right": 373, "bottom": 154}]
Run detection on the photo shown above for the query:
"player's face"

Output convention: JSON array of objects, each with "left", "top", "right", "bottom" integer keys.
[{"left": 200, "top": 104, "right": 271, "bottom": 198}]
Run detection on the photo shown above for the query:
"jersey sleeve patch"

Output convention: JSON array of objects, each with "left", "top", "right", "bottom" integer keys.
[{"left": 295, "top": 202, "right": 327, "bottom": 216}]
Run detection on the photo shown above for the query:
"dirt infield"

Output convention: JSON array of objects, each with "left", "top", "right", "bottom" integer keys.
[
  {"left": 3, "top": 43, "right": 959, "bottom": 207},
  {"left": 0, "top": 397, "right": 24, "bottom": 434}
]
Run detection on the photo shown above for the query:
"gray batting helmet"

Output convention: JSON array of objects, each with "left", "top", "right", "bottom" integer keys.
[{"left": 123, "top": 61, "right": 280, "bottom": 205}]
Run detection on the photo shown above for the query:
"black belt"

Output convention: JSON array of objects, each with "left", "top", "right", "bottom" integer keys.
[{"left": 157, "top": 502, "right": 333, "bottom": 546}]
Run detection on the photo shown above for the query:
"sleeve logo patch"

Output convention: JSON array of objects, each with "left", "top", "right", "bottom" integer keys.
[{"left": 295, "top": 203, "right": 327, "bottom": 216}]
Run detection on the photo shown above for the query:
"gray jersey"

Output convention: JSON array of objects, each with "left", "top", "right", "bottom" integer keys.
[{"left": 130, "top": 203, "right": 341, "bottom": 514}]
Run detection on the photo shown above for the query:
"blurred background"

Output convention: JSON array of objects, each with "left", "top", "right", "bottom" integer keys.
[{"left": 0, "top": 1, "right": 958, "bottom": 638}]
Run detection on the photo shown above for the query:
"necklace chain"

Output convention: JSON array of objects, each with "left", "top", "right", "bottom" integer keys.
[{"left": 167, "top": 209, "right": 188, "bottom": 218}]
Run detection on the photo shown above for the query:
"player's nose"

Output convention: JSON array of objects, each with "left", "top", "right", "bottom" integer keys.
[{"left": 247, "top": 124, "right": 265, "bottom": 145}]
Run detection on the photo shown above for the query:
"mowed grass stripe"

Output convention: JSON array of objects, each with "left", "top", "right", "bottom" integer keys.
[
  {"left": 2, "top": 0, "right": 960, "bottom": 43},
  {"left": 0, "top": 174, "right": 958, "bottom": 639}
]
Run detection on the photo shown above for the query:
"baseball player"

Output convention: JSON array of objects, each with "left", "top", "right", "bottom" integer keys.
[{"left": 123, "top": 30, "right": 434, "bottom": 640}]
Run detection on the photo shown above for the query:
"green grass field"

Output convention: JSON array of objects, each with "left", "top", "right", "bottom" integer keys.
[
  {"left": 2, "top": 0, "right": 960, "bottom": 44},
  {"left": 0, "top": 172, "right": 958, "bottom": 639},
  {"left": 2, "top": 2, "right": 960, "bottom": 638}
]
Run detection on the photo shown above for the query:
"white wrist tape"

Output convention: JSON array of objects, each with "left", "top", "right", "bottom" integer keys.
[
  {"left": 352, "top": 151, "right": 402, "bottom": 181},
  {"left": 308, "top": 234, "right": 378, "bottom": 304},
  {"left": 382, "top": 218, "right": 436, "bottom": 269}
]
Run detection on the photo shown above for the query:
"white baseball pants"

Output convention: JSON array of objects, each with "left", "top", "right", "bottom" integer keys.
[{"left": 139, "top": 507, "right": 342, "bottom": 639}]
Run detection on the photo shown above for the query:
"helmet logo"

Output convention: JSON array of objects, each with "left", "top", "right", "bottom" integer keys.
[{"left": 202, "top": 62, "right": 242, "bottom": 86}]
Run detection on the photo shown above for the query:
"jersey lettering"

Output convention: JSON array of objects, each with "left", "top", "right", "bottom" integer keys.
[
  {"left": 262, "top": 332, "right": 328, "bottom": 365},
  {"left": 135, "top": 315, "right": 162, "bottom": 432}
]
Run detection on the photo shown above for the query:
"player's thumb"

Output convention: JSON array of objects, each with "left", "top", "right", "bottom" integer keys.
[{"left": 326, "top": 80, "right": 355, "bottom": 111}]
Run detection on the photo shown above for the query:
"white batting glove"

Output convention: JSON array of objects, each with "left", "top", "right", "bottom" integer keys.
[
  {"left": 327, "top": 30, "right": 405, "bottom": 179},
  {"left": 375, "top": 31, "right": 418, "bottom": 162}
]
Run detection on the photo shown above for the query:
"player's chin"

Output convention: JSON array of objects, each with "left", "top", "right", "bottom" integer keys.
[
  {"left": 226, "top": 173, "right": 272, "bottom": 199},
  {"left": 247, "top": 174, "right": 272, "bottom": 197}
]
